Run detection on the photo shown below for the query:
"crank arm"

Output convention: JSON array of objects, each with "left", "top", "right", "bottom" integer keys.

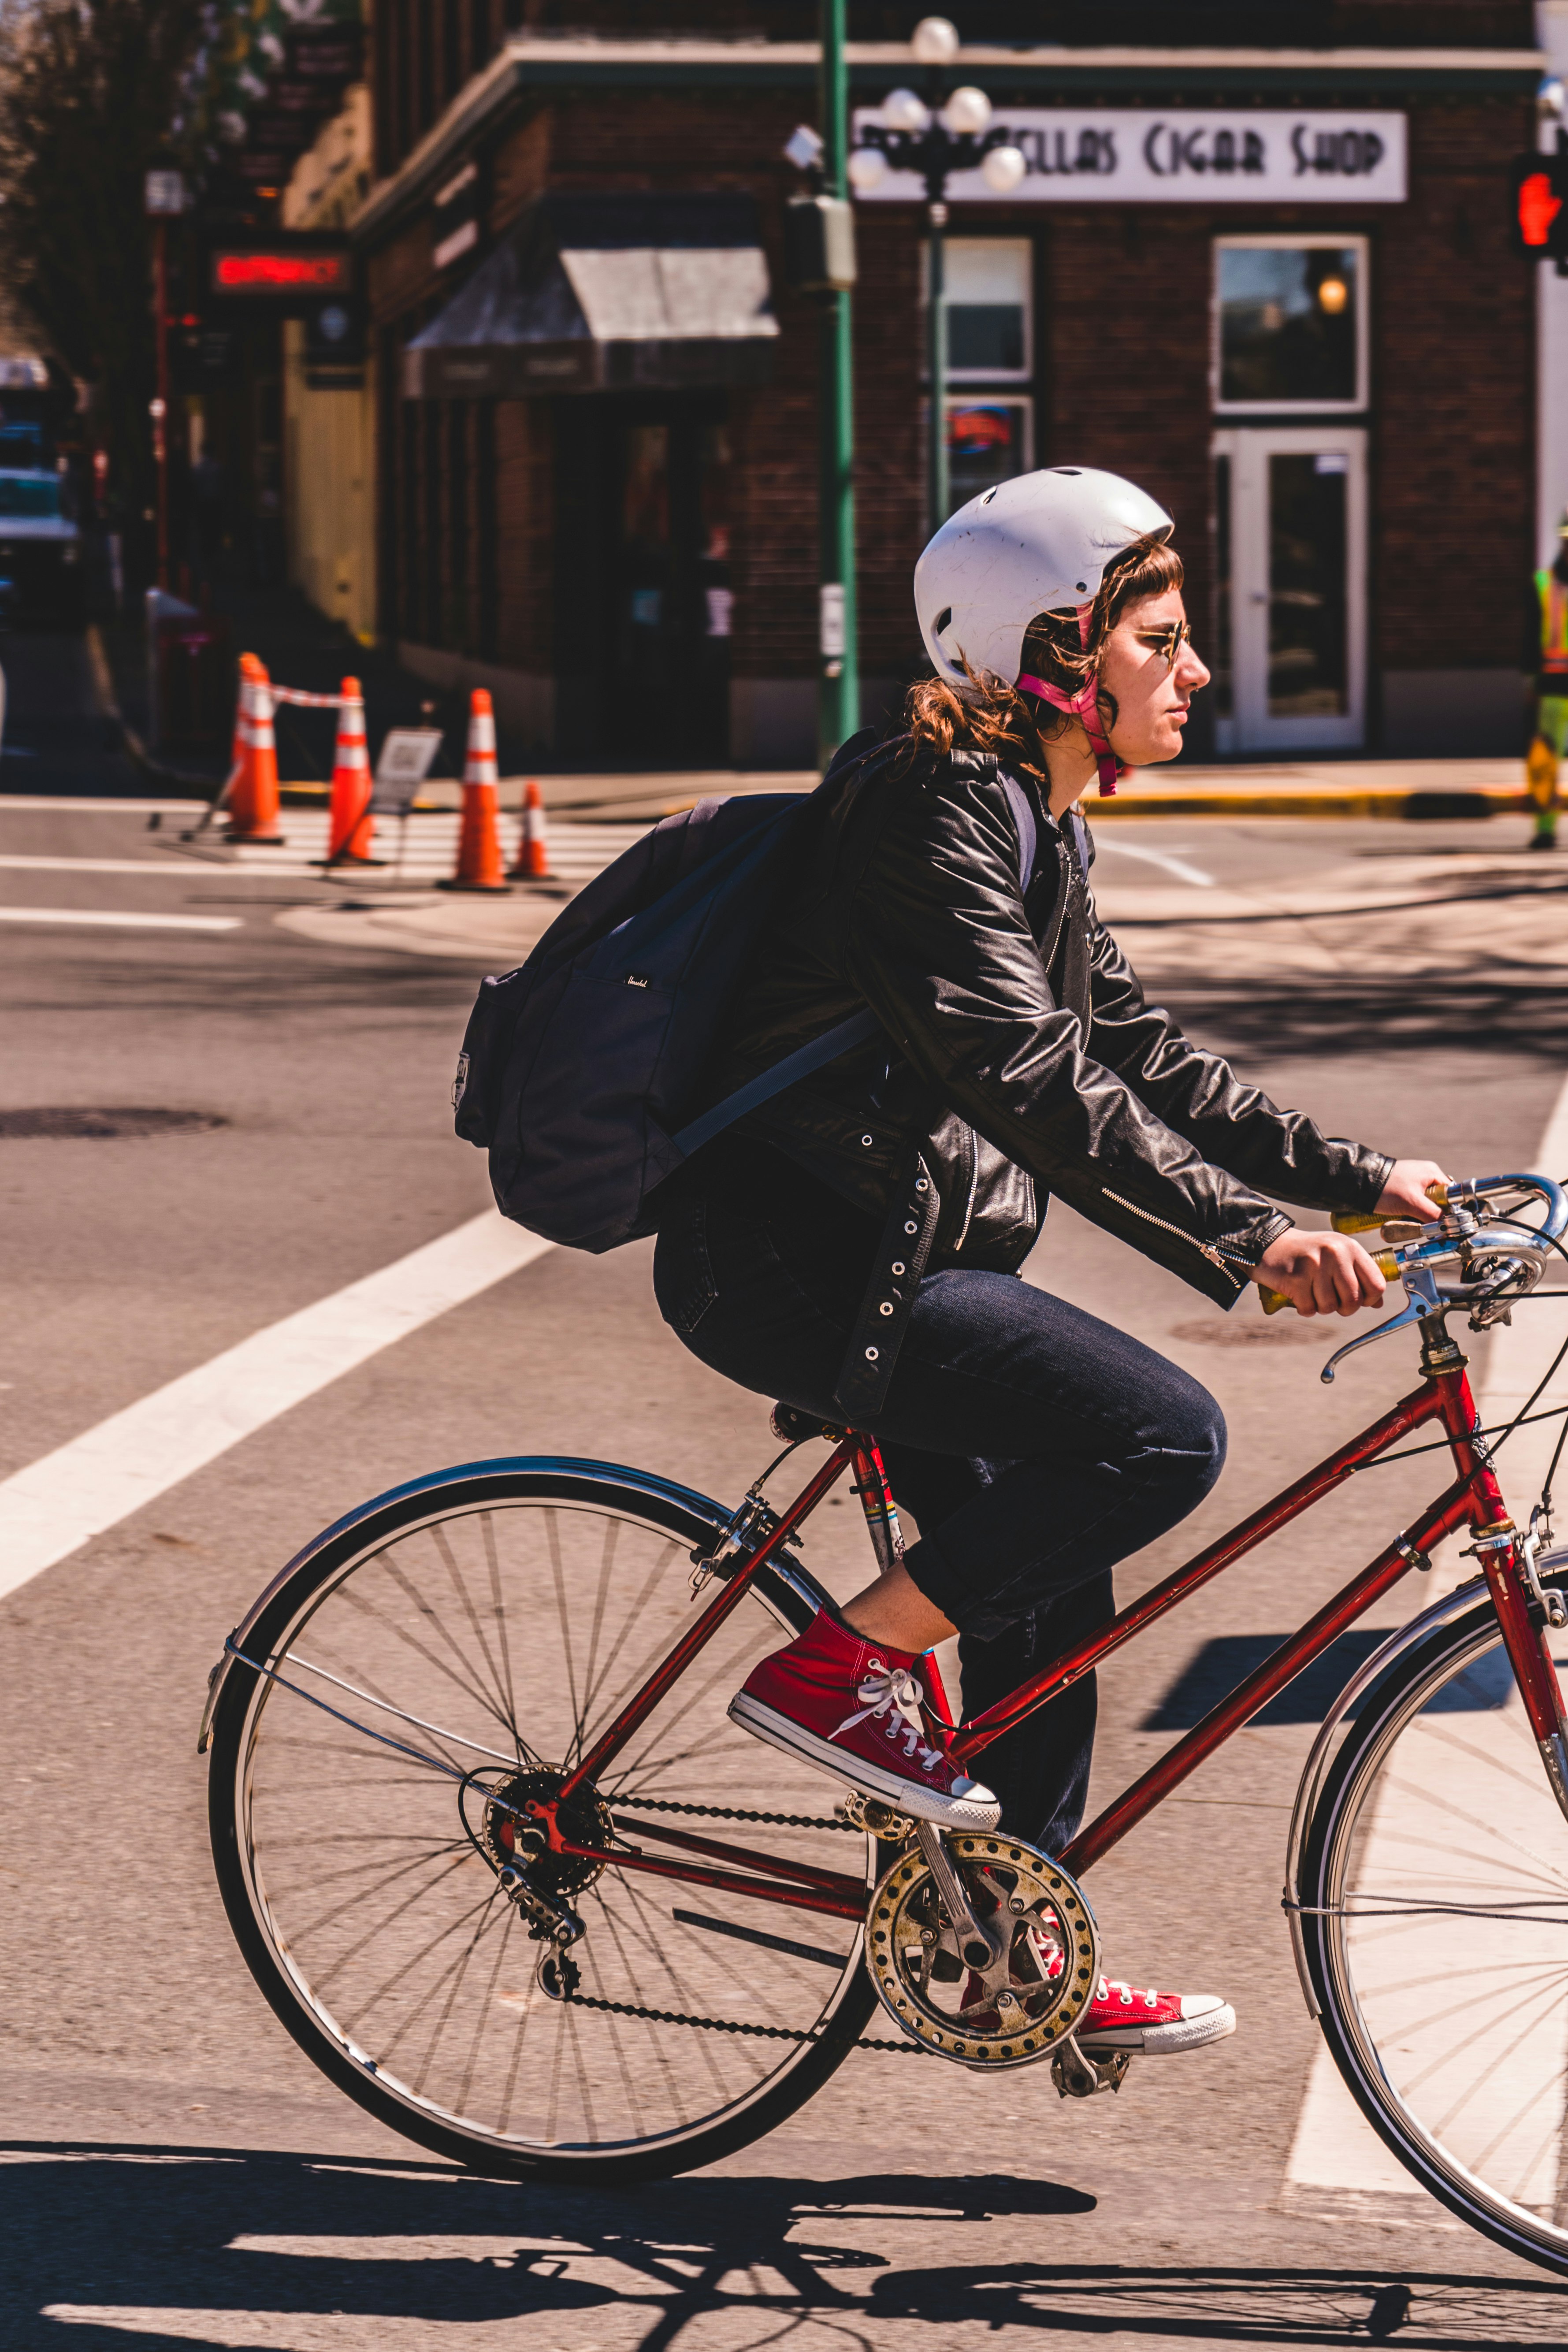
[{"left": 915, "top": 1821, "right": 1001, "bottom": 1970}]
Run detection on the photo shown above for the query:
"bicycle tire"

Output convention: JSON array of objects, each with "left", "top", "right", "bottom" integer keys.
[
  {"left": 207, "top": 1457, "right": 881, "bottom": 2183},
  {"left": 1299, "top": 1569, "right": 1568, "bottom": 2273}
]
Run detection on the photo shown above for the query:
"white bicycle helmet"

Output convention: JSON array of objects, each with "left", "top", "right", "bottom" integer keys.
[{"left": 914, "top": 464, "right": 1173, "bottom": 688}]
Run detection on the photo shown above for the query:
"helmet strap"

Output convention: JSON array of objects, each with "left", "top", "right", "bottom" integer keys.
[{"left": 1016, "top": 603, "right": 1119, "bottom": 798}]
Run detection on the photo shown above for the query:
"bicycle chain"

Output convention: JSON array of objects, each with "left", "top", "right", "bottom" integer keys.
[
  {"left": 564, "top": 1988, "right": 924, "bottom": 2054},
  {"left": 574, "top": 1795, "right": 914, "bottom": 2045},
  {"left": 607, "top": 1794, "right": 855, "bottom": 1832}
]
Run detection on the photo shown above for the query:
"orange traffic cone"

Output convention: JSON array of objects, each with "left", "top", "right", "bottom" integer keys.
[
  {"left": 226, "top": 656, "right": 284, "bottom": 846},
  {"left": 223, "top": 657, "right": 260, "bottom": 837},
  {"left": 323, "top": 677, "right": 377, "bottom": 864},
  {"left": 438, "top": 688, "right": 509, "bottom": 892},
  {"left": 509, "top": 777, "right": 552, "bottom": 880}
]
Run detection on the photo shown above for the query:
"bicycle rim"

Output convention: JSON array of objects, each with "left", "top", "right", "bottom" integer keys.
[
  {"left": 1306, "top": 1590, "right": 1568, "bottom": 2269},
  {"left": 209, "top": 1467, "right": 880, "bottom": 2179}
]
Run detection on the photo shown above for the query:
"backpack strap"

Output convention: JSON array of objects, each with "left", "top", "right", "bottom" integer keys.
[
  {"left": 671, "top": 765, "right": 1037, "bottom": 1162},
  {"left": 672, "top": 1007, "right": 880, "bottom": 1158}
]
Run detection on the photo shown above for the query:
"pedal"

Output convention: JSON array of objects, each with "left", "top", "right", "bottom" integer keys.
[
  {"left": 837, "top": 1791, "right": 916, "bottom": 1842},
  {"left": 1051, "top": 2032, "right": 1133, "bottom": 2100}
]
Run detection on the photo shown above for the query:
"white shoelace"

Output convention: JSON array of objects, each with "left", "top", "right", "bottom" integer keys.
[
  {"left": 1098, "top": 1976, "right": 1160, "bottom": 2010},
  {"left": 832, "top": 1661, "right": 945, "bottom": 1773}
]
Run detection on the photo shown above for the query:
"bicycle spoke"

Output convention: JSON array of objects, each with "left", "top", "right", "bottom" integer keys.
[
  {"left": 230, "top": 1486, "right": 871, "bottom": 2170},
  {"left": 1315, "top": 1618, "right": 1568, "bottom": 2253}
]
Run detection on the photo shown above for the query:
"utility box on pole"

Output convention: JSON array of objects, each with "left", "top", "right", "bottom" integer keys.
[{"left": 784, "top": 194, "right": 857, "bottom": 292}]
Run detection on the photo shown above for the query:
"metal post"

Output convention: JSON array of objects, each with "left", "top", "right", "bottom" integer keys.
[
  {"left": 926, "top": 197, "right": 948, "bottom": 532},
  {"left": 152, "top": 218, "right": 170, "bottom": 589},
  {"left": 817, "top": 0, "right": 858, "bottom": 770}
]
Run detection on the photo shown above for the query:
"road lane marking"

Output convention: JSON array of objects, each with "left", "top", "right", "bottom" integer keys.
[
  {"left": 0, "top": 854, "right": 199, "bottom": 874},
  {"left": 1285, "top": 1067, "right": 1568, "bottom": 2203},
  {"left": 0, "top": 908, "right": 240, "bottom": 932},
  {"left": 0, "top": 796, "right": 204, "bottom": 814},
  {"left": 0, "top": 1211, "right": 554, "bottom": 1601},
  {"left": 1090, "top": 836, "right": 1215, "bottom": 887}
]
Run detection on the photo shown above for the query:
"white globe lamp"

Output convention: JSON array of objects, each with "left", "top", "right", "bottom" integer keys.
[
  {"left": 940, "top": 86, "right": 992, "bottom": 137},
  {"left": 979, "top": 142, "right": 1027, "bottom": 194},
  {"left": 910, "top": 16, "right": 961, "bottom": 65},
  {"left": 847, "top": 146, "right": 890, "bottom": 193},
  {"left": 881, "top": 87, "right": 931, "bottom": 134}
]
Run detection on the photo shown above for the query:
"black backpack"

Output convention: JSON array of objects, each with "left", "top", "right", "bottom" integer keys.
[{"left": 452, "top": 736, "right": 1036, "bottom": 1253}]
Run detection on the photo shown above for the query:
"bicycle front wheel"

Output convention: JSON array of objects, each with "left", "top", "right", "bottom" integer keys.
[
  {"left": 207, "top": 1459, "right": 879, "bottom": 2182},
  {"left": 1300, "top": 1571, "right": 1568, "bottom": 2272}
]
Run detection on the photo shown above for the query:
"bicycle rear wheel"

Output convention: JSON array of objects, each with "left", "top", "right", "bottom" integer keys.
[
  {"left": 207, "top": 1459, "right": 880, "bottom": 2182},
  {"left": 1300, "top": 1569, "right": 1568, "bottom": 2272}
]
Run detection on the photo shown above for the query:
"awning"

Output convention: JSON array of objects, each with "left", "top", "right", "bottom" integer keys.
[{"left": 402, "top": 192, "right": 779, "bottom": 398}]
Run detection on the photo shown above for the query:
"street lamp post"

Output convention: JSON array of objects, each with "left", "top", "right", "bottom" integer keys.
[
  {"left": 817, "top": 0, "right": 858, "bottom": 768},
  {"left": 848, "top": 18, "right": 1024, "bottom": 532},
  {"left": 144, "top": 169, "right": 186, "bottom": 591}
]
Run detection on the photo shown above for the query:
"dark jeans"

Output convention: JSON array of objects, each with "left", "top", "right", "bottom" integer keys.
[{"left": 653, "top": 1162, "right": 1226, "bottom": 1853}]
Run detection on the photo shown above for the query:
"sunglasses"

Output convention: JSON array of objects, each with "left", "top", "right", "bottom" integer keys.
[{"left": 1141, "top": 617, "right": 1193, "bottom": 671}]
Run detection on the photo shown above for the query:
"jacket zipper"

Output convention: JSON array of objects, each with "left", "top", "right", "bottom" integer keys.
[{"left": 1100, "top": 1186, "right": 1246, "bottom": 1293}]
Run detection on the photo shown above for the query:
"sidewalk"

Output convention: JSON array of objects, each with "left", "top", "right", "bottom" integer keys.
[
  {"left": 279, "top": 752, "right": 1535, "bottom": 826},
  {"left": 93, "top": 575, "right": 1536, "bottom": 822}
]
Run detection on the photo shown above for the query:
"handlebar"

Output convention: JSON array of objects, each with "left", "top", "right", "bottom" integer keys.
[{"left": 1256, "top": 1172, "right": 1567, "bottom": 1328}]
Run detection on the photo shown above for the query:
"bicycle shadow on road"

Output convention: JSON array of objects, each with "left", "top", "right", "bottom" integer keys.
[{"left": 0, "top": 2142, "right": 1560, "bottom": 2349}]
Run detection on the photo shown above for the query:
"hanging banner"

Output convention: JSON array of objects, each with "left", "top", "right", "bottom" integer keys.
[{"left": 851, "top": 110, "right": 1407, "bottom": 204}]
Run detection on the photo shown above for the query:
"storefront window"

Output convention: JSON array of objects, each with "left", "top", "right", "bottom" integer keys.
[
  {"left": 942, "top": 398, "right": 1032, "bottom": 517},
  {"left": 1214, "top": 238, "right": 1367, "bottom": 412},
  {"left": 923, "top": 239, "right": 1033, "bottom": 380}
]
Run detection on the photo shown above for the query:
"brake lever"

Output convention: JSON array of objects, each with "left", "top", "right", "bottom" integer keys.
[{"left": 1320, "top": 1263, "right": 1444, "bottom": 1385}]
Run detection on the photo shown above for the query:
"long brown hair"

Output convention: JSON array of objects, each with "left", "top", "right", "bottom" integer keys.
[{"left": 899, "top": 529, "right": 1184, "bottom": 778}]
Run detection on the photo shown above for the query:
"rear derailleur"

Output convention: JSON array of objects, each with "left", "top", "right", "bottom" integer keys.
[{"left": 496, "top": 1859, "right": 585, "bottom": 2002}]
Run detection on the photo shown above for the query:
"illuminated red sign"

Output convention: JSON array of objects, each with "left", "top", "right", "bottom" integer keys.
[
  {"left": 211, "top": 251, "right": 349, "bottom": 294},
  {"left": 1518, "top": 171, "right": 1564, "bottom": 249}
]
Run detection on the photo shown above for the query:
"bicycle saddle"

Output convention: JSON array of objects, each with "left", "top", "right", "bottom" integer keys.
[{"left": 770, "top": 1403, "right": 849, "bottom": 1446}]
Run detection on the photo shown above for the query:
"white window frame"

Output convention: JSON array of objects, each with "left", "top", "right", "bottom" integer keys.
[
  {"left": 927, "top": 393, "right": 1034, "bottom": 529},
  {"left": 1211, "top": 233, "right": 1369, "bottom": 416},
  {"left": 921, "top": 237, "right": 1034, "bottom": 383}
]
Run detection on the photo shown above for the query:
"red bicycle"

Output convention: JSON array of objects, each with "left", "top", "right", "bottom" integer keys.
[{"left": 203, "top": 1171, "right": 1568, "bottom": 2274}]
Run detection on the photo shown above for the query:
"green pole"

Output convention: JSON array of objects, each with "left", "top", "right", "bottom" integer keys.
[
  {"left": 818, "top": 0, "right": 858, "bottom": 771},
  {"left": 927, "top": 197, "right": 948, "bottom": 535}
]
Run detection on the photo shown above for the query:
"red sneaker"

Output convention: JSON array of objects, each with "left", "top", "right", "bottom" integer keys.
[
  {"left": 728, "top": 1609, "right": 1000, "bottom": 1829},
  {"left": 1076, "top": 1973, "right": 1235, "bottom": 2055},
  {"left": 962, "top": 1926, "right": 1236, "bottom": 2055}
]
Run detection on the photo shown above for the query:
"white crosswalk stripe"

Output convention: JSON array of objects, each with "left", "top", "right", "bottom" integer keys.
[{"left": 187, "top": 810, "right": 649, "bottom": 888}]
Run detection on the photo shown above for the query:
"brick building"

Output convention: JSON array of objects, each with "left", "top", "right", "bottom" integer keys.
[{"left": 351, "top": 6, "right": 1543, "bottom": 765}]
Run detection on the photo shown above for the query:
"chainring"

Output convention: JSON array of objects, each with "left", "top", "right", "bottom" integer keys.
[{"left": 865, "top": 1832, "right": 1099, "bottom": 2070}]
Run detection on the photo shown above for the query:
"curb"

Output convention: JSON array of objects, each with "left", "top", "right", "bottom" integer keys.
[
  {"left": 276, "top": 782, "right": 1535, "bottom": 821},
  {"left": 1089, "top": 785, "right": 1531, "bottom": 821}
]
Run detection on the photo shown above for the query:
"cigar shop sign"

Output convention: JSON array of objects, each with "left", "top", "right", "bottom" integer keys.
[{"left": 851, "top": 110, "right": 1407, "bottom": 204}]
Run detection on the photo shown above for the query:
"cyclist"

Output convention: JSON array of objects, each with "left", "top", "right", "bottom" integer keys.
[{"left": 654, "top": 467, "right": 1447, "bottom": 2056}]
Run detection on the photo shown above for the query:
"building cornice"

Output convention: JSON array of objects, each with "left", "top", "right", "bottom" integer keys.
[{"left": 352, "top": 37, "right": 1546, "bottom": 247}]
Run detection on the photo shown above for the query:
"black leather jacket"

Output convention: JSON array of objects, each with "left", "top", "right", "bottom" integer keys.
[{"left": 701, "top": 739, "right": 1391, "bottom": 1312}]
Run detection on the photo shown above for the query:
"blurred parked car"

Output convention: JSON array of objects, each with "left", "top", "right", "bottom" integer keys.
[{"left": 0, "top": 424, "right": 82, "bottom": 624}]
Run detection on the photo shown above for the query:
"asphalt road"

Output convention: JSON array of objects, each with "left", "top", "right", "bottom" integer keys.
[{"left": 3, "top": 656, "right": 1568, "bottom": 2348}]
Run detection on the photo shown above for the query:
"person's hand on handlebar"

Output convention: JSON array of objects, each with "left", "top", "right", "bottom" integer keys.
[
  {"left": 1376, "top": 1159, "right": 1451, "bottom": 1223},
  {"left": 1252, "top": 1228, "right": 1387, "bottom": 1318}
]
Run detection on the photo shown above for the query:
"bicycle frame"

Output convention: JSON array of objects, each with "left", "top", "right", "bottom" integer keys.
[{"left": 530, "top": 1316, "right": 1568, "bottom": 1922}]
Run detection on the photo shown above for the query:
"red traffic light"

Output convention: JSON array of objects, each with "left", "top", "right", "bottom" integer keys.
[
  {"left": 1513, "top": 148, "right": 1568, "bottom": 261},
  {"left": 1520, "top": 171, "right": 1564, "bottom": 249}
]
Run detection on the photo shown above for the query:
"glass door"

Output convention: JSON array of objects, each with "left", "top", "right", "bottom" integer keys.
[{"left": 1212, "top": 426, "right": 1367, "bottom": 754}]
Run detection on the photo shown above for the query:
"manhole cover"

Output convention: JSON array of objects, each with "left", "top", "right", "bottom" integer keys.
[
  {"left": 0, "top": 1107, "right": 227, "bottom": 1140},
  {"left": 1169, "top": 1314, "right": 1334, "bottom": 1347}
]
